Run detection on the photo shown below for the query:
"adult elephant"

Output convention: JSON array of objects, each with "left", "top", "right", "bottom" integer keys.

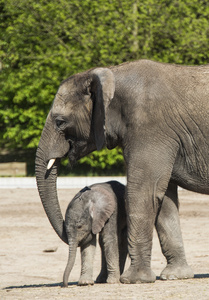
[{"left": 35, "top": 59, "right": 206, "bottom": 283}]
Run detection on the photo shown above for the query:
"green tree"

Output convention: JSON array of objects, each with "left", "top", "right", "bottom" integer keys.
[{"left": 1, "top": 0, "right": 209, "bottom": 174}]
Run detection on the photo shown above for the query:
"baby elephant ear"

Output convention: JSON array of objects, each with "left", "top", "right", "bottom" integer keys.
[{"left": 89, "top": 187, "right": 116, "bottom": 234}]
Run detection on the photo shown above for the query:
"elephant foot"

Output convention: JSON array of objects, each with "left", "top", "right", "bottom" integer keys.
[
  {"left": 106, "top": 274, "right": 120, "bottom": 284},
  {"left": 78, "top": 277, "right": 94, "bottom": 286},
  {"left": 160, "top": 263, "right": 194, "bottom": 280},
  {"left": 120, "top": 265, "right": 156, "bottom": 284},
  {"left": 62, "top": 282, "right": 68, "bottom": 288}
]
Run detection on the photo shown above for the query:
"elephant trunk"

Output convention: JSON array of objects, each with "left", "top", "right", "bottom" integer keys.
[
  {"left": 35, "top": 116, "right": 69, "bottom": 244},
  {"left": 63, "top": 242, "right": 77, "bottom": 287}
]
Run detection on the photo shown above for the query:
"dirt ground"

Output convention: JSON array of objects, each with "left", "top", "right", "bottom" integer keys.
[{"left": 0, "top": 187, "right": 209, "bottom": 299}]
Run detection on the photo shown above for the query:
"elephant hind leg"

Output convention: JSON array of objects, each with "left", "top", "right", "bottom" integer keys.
[{"left": 155, "top": 182, "right": 194, "bottom": 280}]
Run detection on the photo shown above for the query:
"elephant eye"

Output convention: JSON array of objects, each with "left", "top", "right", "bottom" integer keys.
[
  {"left": 56, "top": 118, "right": 67, "bottom": 129},
  {"left": 77, "top": 225, "right": 82, "bottom": 230}
]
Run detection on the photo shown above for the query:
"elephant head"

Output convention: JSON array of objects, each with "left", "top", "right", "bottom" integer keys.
[
  {"left": 35, "top": 68, "right": 115, "bottom": 243},
  {"left": 63, "top": 184, "right": 116, "bottom": 287}
]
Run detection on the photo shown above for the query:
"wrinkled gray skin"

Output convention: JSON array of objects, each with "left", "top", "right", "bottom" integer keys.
[
  {"left": 35, "top": 59, "right": 209, "bottom": 284},
  {"left": 63, "top": 181, "right": 127, "bottom": 287}
]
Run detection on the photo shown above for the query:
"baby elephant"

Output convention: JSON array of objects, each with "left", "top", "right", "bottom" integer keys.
[{"left": 63, "top": 181, "right": 127, "bottom": 287}]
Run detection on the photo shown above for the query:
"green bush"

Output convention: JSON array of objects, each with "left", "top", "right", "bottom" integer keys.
[
  {"left": 1, "top": 0, "right": 209, "bottom": 175},
  {"left": 59, "top": 147, "right": 125, "bottom": 176}
]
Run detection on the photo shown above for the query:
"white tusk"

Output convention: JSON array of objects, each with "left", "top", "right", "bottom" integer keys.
[{"left": 47, "top": 158, "right": 56, "bottom": 170}]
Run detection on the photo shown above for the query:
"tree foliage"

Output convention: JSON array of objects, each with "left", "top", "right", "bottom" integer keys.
[{"left": 1, "top": 0, "right": 209, "bottom": 174}]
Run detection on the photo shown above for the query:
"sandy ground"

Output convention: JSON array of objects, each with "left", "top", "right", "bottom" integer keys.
[{"left": 0, "top": 187, "right": 209, "bottom": 299}]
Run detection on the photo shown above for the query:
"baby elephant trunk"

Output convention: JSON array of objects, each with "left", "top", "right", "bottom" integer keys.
[{"left": 63, "top": 243, "right": 77, "bottom": 287}]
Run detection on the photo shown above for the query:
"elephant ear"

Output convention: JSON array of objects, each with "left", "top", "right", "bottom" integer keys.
[
  {"left": 88, "top": 187, "right": 116, "bottom": 234},
  {"left": 90, "top": 68, "right": 115, "bottom": 151}
]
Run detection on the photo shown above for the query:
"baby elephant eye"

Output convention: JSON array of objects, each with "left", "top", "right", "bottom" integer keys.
[{"left": 77, "top": 225, "right": 82, "bottom": 230}]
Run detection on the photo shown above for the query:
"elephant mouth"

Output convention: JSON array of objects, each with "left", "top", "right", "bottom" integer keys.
[
  {"left": 68, "top": 141, "right": 78, "bottom": 166},
  {"left": 47, "top": 137, "right": 96, "bottom": 170},
  {"left": 68, "top": 138, "right": 96, "bottom": 164},
  {"left": 47, "top": 147, "right": 70, "bottom": 171},
  {"left": 46, "top": 147, "right": 77, "bottom": 171}
]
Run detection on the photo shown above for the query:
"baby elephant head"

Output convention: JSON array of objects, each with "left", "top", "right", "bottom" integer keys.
[{"left": 65, "top": 185, "right": 116, "bottom": 243}]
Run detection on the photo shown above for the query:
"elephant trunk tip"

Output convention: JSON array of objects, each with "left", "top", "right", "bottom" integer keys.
[
  {"left": 63, "top": 272, "right": 70, "bottom": 288},
  {"left": 62, "top": 281, "right": 68, "bottom": 288}
]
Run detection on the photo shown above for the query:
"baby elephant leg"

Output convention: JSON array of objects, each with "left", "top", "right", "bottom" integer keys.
[
  {"left": 96, "top": 235, "right": 108, "bottom": 283},
  {"left": 96, "top": 217, "right": 120, "bottom": 284},
  {"left": 78, "top": 236, "right": 96, "bottom": 286},
  {"left": 96, "top": 229, "right": 128, "bottom": 282}
]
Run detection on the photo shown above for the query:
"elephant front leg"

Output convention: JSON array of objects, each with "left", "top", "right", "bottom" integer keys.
[
  {"left": 78, "top": 236, "right": 96, "bottom": 286},
  {"left": 120, "top": 196, "right": 156, "bottom": 284},
  {"left": 156, "top": 183, "right": 194, "bottom": 280},
  {"left": 120, "top": 141, "right": 178, "bottom": 284},
  {"left": 120, "top": 154, "right": 172, "bottom": 284}
]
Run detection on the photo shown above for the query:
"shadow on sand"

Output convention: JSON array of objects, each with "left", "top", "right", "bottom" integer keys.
[
  {"left": 3, "top": 274, "right": 209, "bottom": 290},
  {"left": 3, "top": 281, "right": 78, "bottom": 290}
]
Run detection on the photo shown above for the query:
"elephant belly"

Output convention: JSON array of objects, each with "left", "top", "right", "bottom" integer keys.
[{"left": 172, "top": 150, "right": 209, "bottom": 194}]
